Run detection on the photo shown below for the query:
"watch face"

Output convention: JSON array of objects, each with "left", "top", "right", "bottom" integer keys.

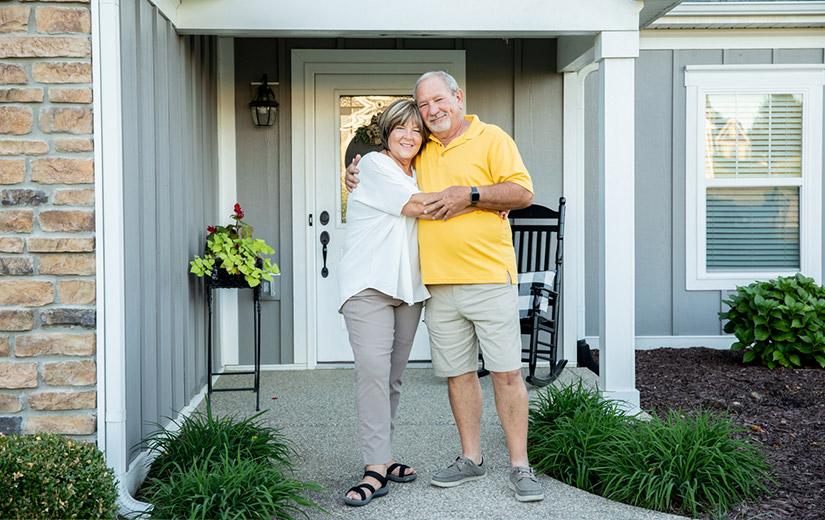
[{"left": 471, "top": 187, "right": 480, "bottom": 204}]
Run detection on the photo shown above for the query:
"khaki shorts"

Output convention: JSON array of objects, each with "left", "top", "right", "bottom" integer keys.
[{"left": 424, "top": 283, "right": 522, "bottom": 377}]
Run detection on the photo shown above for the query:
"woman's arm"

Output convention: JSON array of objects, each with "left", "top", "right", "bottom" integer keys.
[{"left": 402, "top": 193, "right": 506, "bottom": 221}]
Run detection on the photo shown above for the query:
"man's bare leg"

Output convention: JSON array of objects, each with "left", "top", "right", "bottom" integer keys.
[
  {"left": 489, "top": 369, "right": 530, "bottom": 467},
  {"left": 447, "top": 371, "right": 484, "bottom": 463}
]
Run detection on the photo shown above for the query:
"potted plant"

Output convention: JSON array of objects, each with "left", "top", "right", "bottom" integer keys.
[{"left": 190, "top": 203, "right": 279, "bottom": 288}]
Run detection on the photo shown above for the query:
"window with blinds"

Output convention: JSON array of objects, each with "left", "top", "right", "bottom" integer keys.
[{"left": 703, "top": 93, "right": 803, "bottom": 272}]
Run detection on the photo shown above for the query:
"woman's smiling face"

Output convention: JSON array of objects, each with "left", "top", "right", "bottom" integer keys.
[{"left": 385, "top": 118, "right": 423, "bottom": 166}]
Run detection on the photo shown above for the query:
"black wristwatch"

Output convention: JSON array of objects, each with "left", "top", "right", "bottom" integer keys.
[{"left": 470, "top": 186, "right": 480, "bottom": 205}]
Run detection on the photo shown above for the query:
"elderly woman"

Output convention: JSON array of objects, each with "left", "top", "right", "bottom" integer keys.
[{"left": 338, "top": 99, "right": 445, "bottom": 506}]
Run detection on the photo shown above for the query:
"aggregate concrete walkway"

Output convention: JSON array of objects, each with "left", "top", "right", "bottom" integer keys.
[{"left": 208, "top": 366, "right": 687, "bottom": 520}]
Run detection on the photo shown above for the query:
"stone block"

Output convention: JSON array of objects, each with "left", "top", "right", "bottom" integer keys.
[
  {"left": 0, "top": 63, "right": 27, "bottom": 84},
  {"left": 57, "top": 280, "right": 94, "bottom": 304},
  {"left": 0, "top": 159, "right": 24, "bottom": 183},
  {"left": 38, "top": 210, "right": 94, "bottom": 232},
  {"left": 0, "top": 280, "right": 53, "bottom": 306},
  {"left": 41, "top": 359, "right": 94, "bottom": 385},
  {"left": 0, "top": 393, "right": 22, "bottom": 412},
  {"left": 54, "top": 138, "right": 92, "bottom": 153},
  {"left": 48, "top": 87, "right": 91, "bottom": 104},
  {"left": 0, "top": 6, "right": 30, "bottom": 34},
  {"left": 0, "top": 106, "right": 32, "bottom": 135},
  {"left": 0, "top": 309, "right": 34, "bottom": 331},
  {"left": 0, "top": 236, "right": 23, "bottom": 252},
  {"left": 54, "top": 188, "right": 93, "bottom": 205},
  {"left": 1, "top": 188, "right": 47, "bottom": 205},
  {"left": 31, "top": 61, "right": 90, "bottom": 83},
  {"left": 36, "top": 7, "right": 90, "bottom": 34},
  {"left": 0, "top": 37, "right": 90, "bottom": 59},
  {"left": 14, "top": 332, "right": 94, "bottom": 357},
  {"left": 0, "top": 88, "right": 43, "bottom": 103},
  {"left": 39, "top": 308, "right": 95, "bottom": 329},
  {"left": 0, "top": 416, "right": 21, "bottom": 435},
  {"left": 39, "top": 106, "right": 91, "bottom": 134},
  {"left": 25, "top": 414, "right": 96, "bottom": 435},
  {"left": 28, "top": 391, "right": 94, "bottom": 410},
  {"left": 38, "top": 253, "right": 95, "bottom": 275},
  {"left": 0, "top": 209, "right": 33, "bottom": 232},
  {"left": 0, "top": 335, "right": 8, "bottom": 356},
  {"left": 27, "top": 237, "right": 93, "bottom": 252},
  {"left": 0, "top": 139, "right": 47, "bottom": 155},
  {"left": 31, "top": 158, "right": 93, "bottom": 184},
  {"left": 0, "top": 361, "right": 37, "bottom": 388},
  {"left": 0, "top": 256, "right": 33, "bottom": 275}
]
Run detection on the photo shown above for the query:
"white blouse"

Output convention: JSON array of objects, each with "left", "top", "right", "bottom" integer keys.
[{"left": 338, "top": 152, "right": 430, "bottom": 309}]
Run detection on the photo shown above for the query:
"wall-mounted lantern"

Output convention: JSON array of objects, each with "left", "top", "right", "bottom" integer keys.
[{"left": 249, "top": 74, "right": 279, "bottom": 127}]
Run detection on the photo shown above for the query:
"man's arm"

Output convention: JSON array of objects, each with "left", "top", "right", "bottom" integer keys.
[
  {"left": 423, "top": 182, "right": 533, "bottom": 221},
  {"left": 344, "top": 155, "right": 361, "bottom": 192},
  {"left": 402, "top": 193, "right": 506, "bottom": 220}
]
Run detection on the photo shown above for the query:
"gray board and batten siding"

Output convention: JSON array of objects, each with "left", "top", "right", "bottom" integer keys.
[
  {"left": 584, "top": 47, "right": 825, "bottom": 338},
  {"left": 233, "top": 38, "right": 563, "bottom": 365},
  {"left": 121, "top": 0, "right": 218, "bottom": 464}
]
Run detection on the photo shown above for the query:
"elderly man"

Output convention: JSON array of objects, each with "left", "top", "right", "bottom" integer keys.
[{"left": 346, "top": 71, "right": 543, "bottom": 502}]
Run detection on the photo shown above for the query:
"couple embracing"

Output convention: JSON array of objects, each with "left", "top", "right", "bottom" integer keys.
[{"left": 338, "top": 71, "right": 543, "bottom": 506}]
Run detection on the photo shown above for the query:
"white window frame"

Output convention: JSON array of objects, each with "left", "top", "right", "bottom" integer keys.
[{"left": 685, "top": 64, "right": 824, "bottom": 291}]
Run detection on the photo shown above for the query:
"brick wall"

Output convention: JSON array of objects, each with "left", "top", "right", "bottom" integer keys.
[{"left": 0, "top": 0, "right": 95, "bottom": 439}]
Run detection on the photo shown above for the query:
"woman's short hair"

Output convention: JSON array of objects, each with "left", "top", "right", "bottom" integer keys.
[{"left": 377, "top": 99, "right": 428, "bottom": 152}]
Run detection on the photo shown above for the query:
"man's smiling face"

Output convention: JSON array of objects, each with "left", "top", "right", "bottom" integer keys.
[{"left": 414, "top": 75, "right": 464, "bottom": 140}]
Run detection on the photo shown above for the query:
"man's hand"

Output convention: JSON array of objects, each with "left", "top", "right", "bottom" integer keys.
[
  {"left": 423, "top": 186, "right": 472, "bottom": 221},
  {"left": 344, "top": 155, "right": 361, "bottom": 193}
]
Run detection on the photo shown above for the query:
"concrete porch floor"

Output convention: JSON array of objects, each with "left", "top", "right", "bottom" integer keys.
[{"left": 206, "top": 365, "right": 687, "bottom": 520}]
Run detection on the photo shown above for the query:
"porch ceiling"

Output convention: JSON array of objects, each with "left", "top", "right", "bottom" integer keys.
[{"left": 170, "top": 0, "right": 653, "bottom": 36}]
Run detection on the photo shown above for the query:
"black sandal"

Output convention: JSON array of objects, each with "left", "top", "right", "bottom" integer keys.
[
  {"left": 342, "top": 470, "right": 389, "bottom": 506},
  {"left": 387, "top": 462, "right": 417, "bottom": 483}
]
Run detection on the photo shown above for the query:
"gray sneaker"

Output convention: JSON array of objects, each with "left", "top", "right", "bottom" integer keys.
[
  {"left": 430, "top": 456, "right": 487, "bottom": 487},
  {"left": 508, "top": 466, "right": 544, "bottom": 502}
]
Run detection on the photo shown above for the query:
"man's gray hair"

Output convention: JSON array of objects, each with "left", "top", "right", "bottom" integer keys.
[{"left": 414, "top": 71, "right": 460, "bottom": 98}]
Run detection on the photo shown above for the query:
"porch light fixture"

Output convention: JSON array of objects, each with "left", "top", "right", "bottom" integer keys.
[{"left": 249, "top": 74, "right": 279, "bottom": 127}]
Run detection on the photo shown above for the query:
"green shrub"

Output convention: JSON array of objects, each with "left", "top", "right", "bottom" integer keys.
[
  {"left": 528, "top": 380, "right": 636, "bottom": 491},
  {"left": 528, "top": 383, "right": 772, "bottom": 518},
  {"left": 0, "top": 433, "right": 118, "bottom": 520},
  {"left": 599, "top": 409, "right": 772, "bottom": 518},
  {"left": 144, "top": 447, "right": 323, "bottom": 520},
  {"left": 719, "top": 273, "right": 825, "bottom": 368},
  {"left": 140, "top": 400, "right": 323, "bottom": 519}
]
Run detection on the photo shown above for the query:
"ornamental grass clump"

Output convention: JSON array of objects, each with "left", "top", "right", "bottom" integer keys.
[
  {"left": 528, "top": 382, "right": 772, "bottom": 518},
  {"left": 0, "top": 433, "right": 118, "bottom": 520},
  {"left": 140, "top": 400, "right": 323, "bottom": 520},
  {"left": 719, "top": 273, "right": 825, "bottom": 369}
]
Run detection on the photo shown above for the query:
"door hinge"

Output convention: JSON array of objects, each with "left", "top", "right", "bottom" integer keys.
[{"left": 308, "top": 214, "right": 313, "bottom": 226}]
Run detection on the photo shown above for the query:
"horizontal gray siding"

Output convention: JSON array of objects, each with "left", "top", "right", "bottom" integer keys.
[
  {"left": 234, "top": 38, "right": 563, "bottom": 364},
  {"left": 121, "top": 0, "right": 218, "bottom": 463},
  {"left": 585, "top": 46, "right": 825, "bottom": 338}
]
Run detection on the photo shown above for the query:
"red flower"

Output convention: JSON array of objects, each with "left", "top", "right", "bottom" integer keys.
[
  {"left": 234, "top": 203, "right": 244, "bottom": 219},
  {"left": 207, "top": 226, "right": 216, "bottom": 234}
]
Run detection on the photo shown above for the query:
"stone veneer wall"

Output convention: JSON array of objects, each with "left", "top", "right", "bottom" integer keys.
[{"left": 0, "top": 0, "right": 95, "bottom": 439}]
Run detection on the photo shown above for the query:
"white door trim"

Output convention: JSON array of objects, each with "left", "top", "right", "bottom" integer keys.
[{"left": 290, "top": 49, "right": 465, "bottom": 368}]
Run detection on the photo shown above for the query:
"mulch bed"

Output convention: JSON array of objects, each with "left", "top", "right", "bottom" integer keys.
[{"left": 629, "top": 347, "right": 825, "bottom": 520}]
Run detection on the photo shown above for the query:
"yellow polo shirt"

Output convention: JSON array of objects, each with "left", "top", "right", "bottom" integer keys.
[{"left": 416, "top": 115, "right": 533, "bottom": 285}]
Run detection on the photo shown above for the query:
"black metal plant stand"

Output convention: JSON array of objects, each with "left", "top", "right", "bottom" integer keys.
[{"left": 205, "top": 269, "right": 262, "bottom": 410}]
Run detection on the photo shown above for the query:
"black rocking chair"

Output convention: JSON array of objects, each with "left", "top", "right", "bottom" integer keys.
[{"left": 479, "top": 197, "right": 567, "bottom": 387}]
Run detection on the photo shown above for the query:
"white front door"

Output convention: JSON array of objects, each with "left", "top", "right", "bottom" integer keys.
[{"left": 313, "top": 74, "right": 431, "bottom": 362}]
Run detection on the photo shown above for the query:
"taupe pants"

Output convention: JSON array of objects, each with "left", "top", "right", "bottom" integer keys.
[{"left": 341, "top": 288, "right": 423, "bottom": 465}]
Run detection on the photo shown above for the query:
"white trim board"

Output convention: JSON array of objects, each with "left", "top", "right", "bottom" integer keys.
[
  {"left": 640, "top": 29, "right": 825, "bottom": 50},
  {"left": 584, "top": 335, "right": 736, "bottom": 350},
  {"left": 289, "top": 49, "right": 465, "bottom": 369}
]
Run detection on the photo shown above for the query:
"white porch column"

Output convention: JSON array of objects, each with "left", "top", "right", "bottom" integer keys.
[{"left": 595, "top": 31, "right": 640, "bottom": 411}]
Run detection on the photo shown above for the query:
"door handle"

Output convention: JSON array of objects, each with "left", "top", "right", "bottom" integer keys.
[{"left": 320, "top": 231, "right": 330, "bottom": 278}]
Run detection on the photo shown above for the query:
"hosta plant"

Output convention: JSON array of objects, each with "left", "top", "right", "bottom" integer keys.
[
  {"left": 719, "top": 273, "right": 825, "bottom": 369},
  {"left": 190, "top": 203, "right": 279, "bottom": 288}
]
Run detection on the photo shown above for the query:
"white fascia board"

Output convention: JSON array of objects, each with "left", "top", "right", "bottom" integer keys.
[
  {"left": 148, "top": 0, "right": 179, "bottom": 25},
  {"left": 641, "top": 28, "right": 825, "bottom": 49},
  {"left": 174, "top": 0, "right": 642, "bottom": 35},
  {"left": 650, "top": 2, "right": 825, "bottom": 29}
]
